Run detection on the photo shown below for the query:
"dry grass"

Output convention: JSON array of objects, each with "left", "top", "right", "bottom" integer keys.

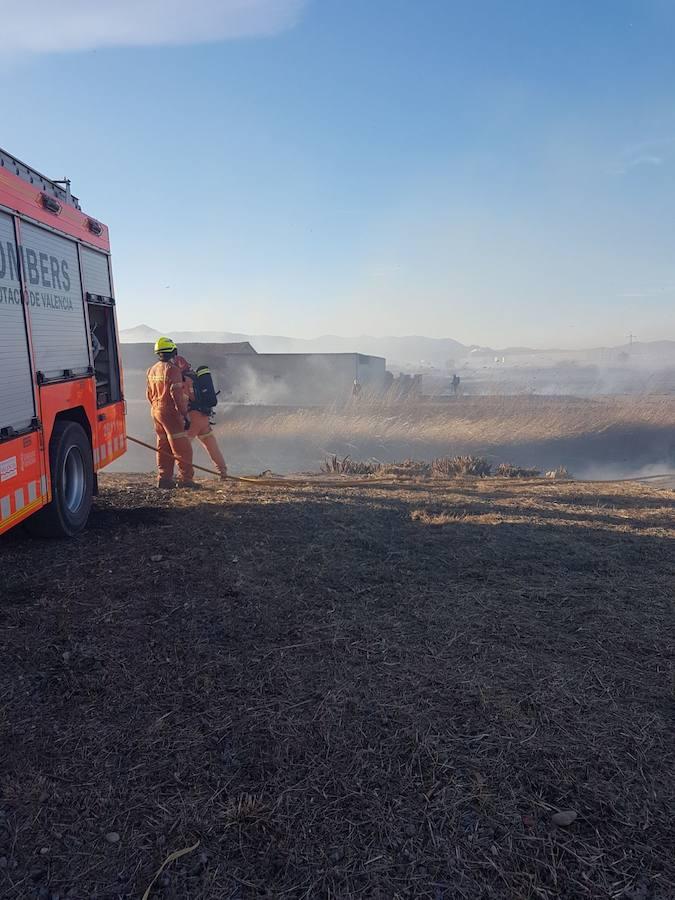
[
  {"left": 217, "top": 394, "right": 675, "bottom": 448},
  {"left": 431, "top": 455, "right": 492, "bottom": 477},
  {"left": 1, "top": 473, "right": 673, "bottom": 898},
  {"left": 545, "top": 465, "right": 571, "bottom": 480},
  {"left": 321, "top": 454, "right": 380, "bottom": 475},
  {"left": 118, "top": 394, "right": 675, "bottom": 477},
  {"left": 320, "top": 455, "right": 493, "bottom": 478},
  {"left": 495, "top": 463, "right": 541, "bottom": 478}
]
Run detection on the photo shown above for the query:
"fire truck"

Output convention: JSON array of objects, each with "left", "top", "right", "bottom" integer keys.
[{"left": 0, "top": 148, "right": 125, "bottom": 537}]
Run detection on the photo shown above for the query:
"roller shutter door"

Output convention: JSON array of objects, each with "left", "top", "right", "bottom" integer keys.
[
  {"left": 0, "top": 212, "right": 35, "bottom": 431},
  {"left": 22, "top": 222, "right": 90, "bottom": 379},
  {"left": 81, "top": 246, "right": 112, "bottom": 298}
]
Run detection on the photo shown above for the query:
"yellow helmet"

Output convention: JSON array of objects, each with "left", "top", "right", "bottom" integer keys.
[{"left": 154, "top": 336, "right": 177, "bottom": 355}]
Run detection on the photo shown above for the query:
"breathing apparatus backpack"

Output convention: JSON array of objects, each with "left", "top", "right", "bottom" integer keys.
[{"left": 187, "top": 366, "right": 219, "bottom": 413}]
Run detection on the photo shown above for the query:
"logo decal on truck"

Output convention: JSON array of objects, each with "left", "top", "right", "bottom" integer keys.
[
  {"left": 0, "top": 241, "right": 74, "bottom": 311},
  {"left": 21, "top": 450, "right": 37, "bottom": 469},
  {"left": 0, "top": 456, "right": 17, "bottom": 482}
]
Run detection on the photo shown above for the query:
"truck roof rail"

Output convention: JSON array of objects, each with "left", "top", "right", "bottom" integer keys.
[{"left": 0, "top": 147, "right": 81, "bottom": 211}]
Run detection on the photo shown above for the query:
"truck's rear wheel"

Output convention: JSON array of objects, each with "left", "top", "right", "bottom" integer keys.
[{"left": 27, "top": 421, "right": 94, "bottom": 538}]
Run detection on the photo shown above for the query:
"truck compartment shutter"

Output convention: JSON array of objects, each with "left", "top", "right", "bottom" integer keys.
[
  {"left": 21, "top": 222, "right": 90, "bottom": 379},
  {"left": 81, "top": 246, "right": 112, "bottom": 298},
  {"left": 0, "top": 212, "right": 35, "bottom": 432}
]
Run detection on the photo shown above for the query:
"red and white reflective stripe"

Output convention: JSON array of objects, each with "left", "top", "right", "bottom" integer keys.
[
  {"left": 0, "top": 479, "right": 47, "bottom": 525},
  {"left": 94, "top": 434, "right": 126, "bottom": 466}
]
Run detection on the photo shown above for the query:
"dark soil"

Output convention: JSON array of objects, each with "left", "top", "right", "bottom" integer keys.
[{"left": 0, "top": 474, "right": 673, "bottom": 899}]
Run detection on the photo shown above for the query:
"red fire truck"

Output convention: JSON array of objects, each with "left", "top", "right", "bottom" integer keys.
[{"left": 0, "top": 148, "right": 125, "bottom": 537}]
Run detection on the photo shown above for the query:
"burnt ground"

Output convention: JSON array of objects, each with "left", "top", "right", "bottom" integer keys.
[{"left": 0, "top": 474, "right": 673, "bottom": 899}]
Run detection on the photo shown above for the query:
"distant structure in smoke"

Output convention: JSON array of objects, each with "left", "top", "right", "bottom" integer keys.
[
  {"left": 218, "top": 352, "right": 387, "bottom": 406},
  {"left": 120, "top": 343, "right": 387, "bottom": 408},
  {"left": 119, "top": 329, "right": 675, "bottom": 398}
]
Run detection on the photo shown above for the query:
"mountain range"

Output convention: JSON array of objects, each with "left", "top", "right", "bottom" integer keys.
[
  {"left": 119, "top": 324, "right": 467, "bottom": 367},
  {"left": 119, "top": 324, "right": 675, "bottom": 370}
]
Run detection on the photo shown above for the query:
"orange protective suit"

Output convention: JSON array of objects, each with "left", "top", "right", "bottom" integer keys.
[
  {"left": 186, "top": 410, "right": 228, "bottom": 478},
  {"left": 146, "top": 359, "right": 194, "bottom": 484},
  {"left": 175, "top": 357, "right": 227, "bottom": 479}
]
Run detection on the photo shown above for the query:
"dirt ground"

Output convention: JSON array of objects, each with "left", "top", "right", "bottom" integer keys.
[{"left": 0, "top": 473, "right": 673, "bottom": 899}]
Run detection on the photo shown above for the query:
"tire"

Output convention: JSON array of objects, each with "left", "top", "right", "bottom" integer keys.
[{"left": 27, "top": 421, "right": 94, "bottom": 538}]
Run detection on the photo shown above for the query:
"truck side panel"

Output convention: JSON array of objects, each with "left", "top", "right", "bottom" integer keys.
[
  {"left": 38, "top": 379, "right": 98, "bottom": 464},
  {"left": 38, "top": 382, "right": 126, "bottom": 480},
  {"left": 81, "top": 246, "right": 112, "bottom": 298},
  {"left": 94, "top": 401, "right": 127, "bottom": 470},
  {"left": 0, "top": 431, "right": 46, "bottom": 535},
  {"left": 0, "top": 211, "right": 35, "bottom": 432},
  {"left": 21, "top": 221, "right": 90, "bottom": 380}
]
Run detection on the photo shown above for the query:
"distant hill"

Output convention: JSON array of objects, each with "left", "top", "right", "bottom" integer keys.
[
  {"left": 119, "top": 325, "right": 675, "bottom": 369},
  {"left": 119, "top": 325, "right": 467, "bottom": 367}
]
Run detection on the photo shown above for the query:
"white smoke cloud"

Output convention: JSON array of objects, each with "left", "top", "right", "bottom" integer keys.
[{"left": 2, "top": 0, "right": 307, "bottom": 53}]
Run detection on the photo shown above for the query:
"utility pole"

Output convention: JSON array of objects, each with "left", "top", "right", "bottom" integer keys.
[{"left": 627, "top": 333, "right": 636, "bottom": 350}]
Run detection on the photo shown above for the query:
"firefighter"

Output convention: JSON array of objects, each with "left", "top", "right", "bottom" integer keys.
[
  {"left": 175, "top": 356, "right": 228, "bottom": 480},
  {"left": 146, "top": 337, "right": 196, "bottom": 488}
]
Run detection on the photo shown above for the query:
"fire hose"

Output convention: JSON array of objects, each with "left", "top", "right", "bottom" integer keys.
[
  {"left": 127, "top": 435, "right": 397, "bottom": 488},
  {"left": 127, "top": 435, "right": 293, "bottom": 485},
  {"left": 127, "top": 435, "right": 673, "bottom": 488}
]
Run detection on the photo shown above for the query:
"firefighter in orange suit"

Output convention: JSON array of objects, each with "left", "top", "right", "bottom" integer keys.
[
  {"left": 146, "top": 338, "right": 196, "bottom": 488},
  {"left": 175, "top": 356, "right": 228, "bottom": 480}
]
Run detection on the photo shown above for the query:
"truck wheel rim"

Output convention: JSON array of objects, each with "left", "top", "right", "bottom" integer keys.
[{"left": 62, "top": 446, "right": 85, "bottom": 513}]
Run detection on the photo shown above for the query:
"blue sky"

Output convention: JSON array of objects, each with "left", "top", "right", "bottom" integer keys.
[{"left": 4, "top": 0, "right": 675, "bottom": 347}]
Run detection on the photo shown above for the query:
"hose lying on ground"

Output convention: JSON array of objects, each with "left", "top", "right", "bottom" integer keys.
[
  {"left": 127, "top": 435, "right": 674, "bottom": 488},
  {"left": 128, "top": 436, "right": 293, "bottom": 485},
  {"left": 127, "top": 436, "right": 401, "bottom": 488}
]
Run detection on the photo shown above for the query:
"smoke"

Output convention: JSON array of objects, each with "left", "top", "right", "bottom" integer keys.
[
  {"left": 226, "top": 364, "right": 293, "bottom": 406},
  {"left": 574, "top": 461, "right": 675, "bottom": 484},
  {"left": 218, "top": 355, "right": 368, "bottom": 407},
  {"left": 113, "top": 346, "right": 675, "bottom": 478},
  {"left": 453, "top": 359, "right": 675, "bottom": 398}
]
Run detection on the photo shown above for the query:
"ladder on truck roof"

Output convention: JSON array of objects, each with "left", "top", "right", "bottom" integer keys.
[{"left": 0, "top": 147, "right": 81, "bottom": 210}]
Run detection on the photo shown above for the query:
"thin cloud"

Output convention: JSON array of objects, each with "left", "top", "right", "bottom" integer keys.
[
  {"left": 622, "top": 153, "right": 664, "bottom": 172},
  {"left": 610, "top": 137, "right": 675, "bottom": 175},
  {"left": 2, "top": 0, "right": 307, "bottom": 53}
]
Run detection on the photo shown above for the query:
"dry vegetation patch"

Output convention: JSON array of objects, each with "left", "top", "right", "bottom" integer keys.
[{"left": 220, "top": 394, "right": 675, "bottom": 448}]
